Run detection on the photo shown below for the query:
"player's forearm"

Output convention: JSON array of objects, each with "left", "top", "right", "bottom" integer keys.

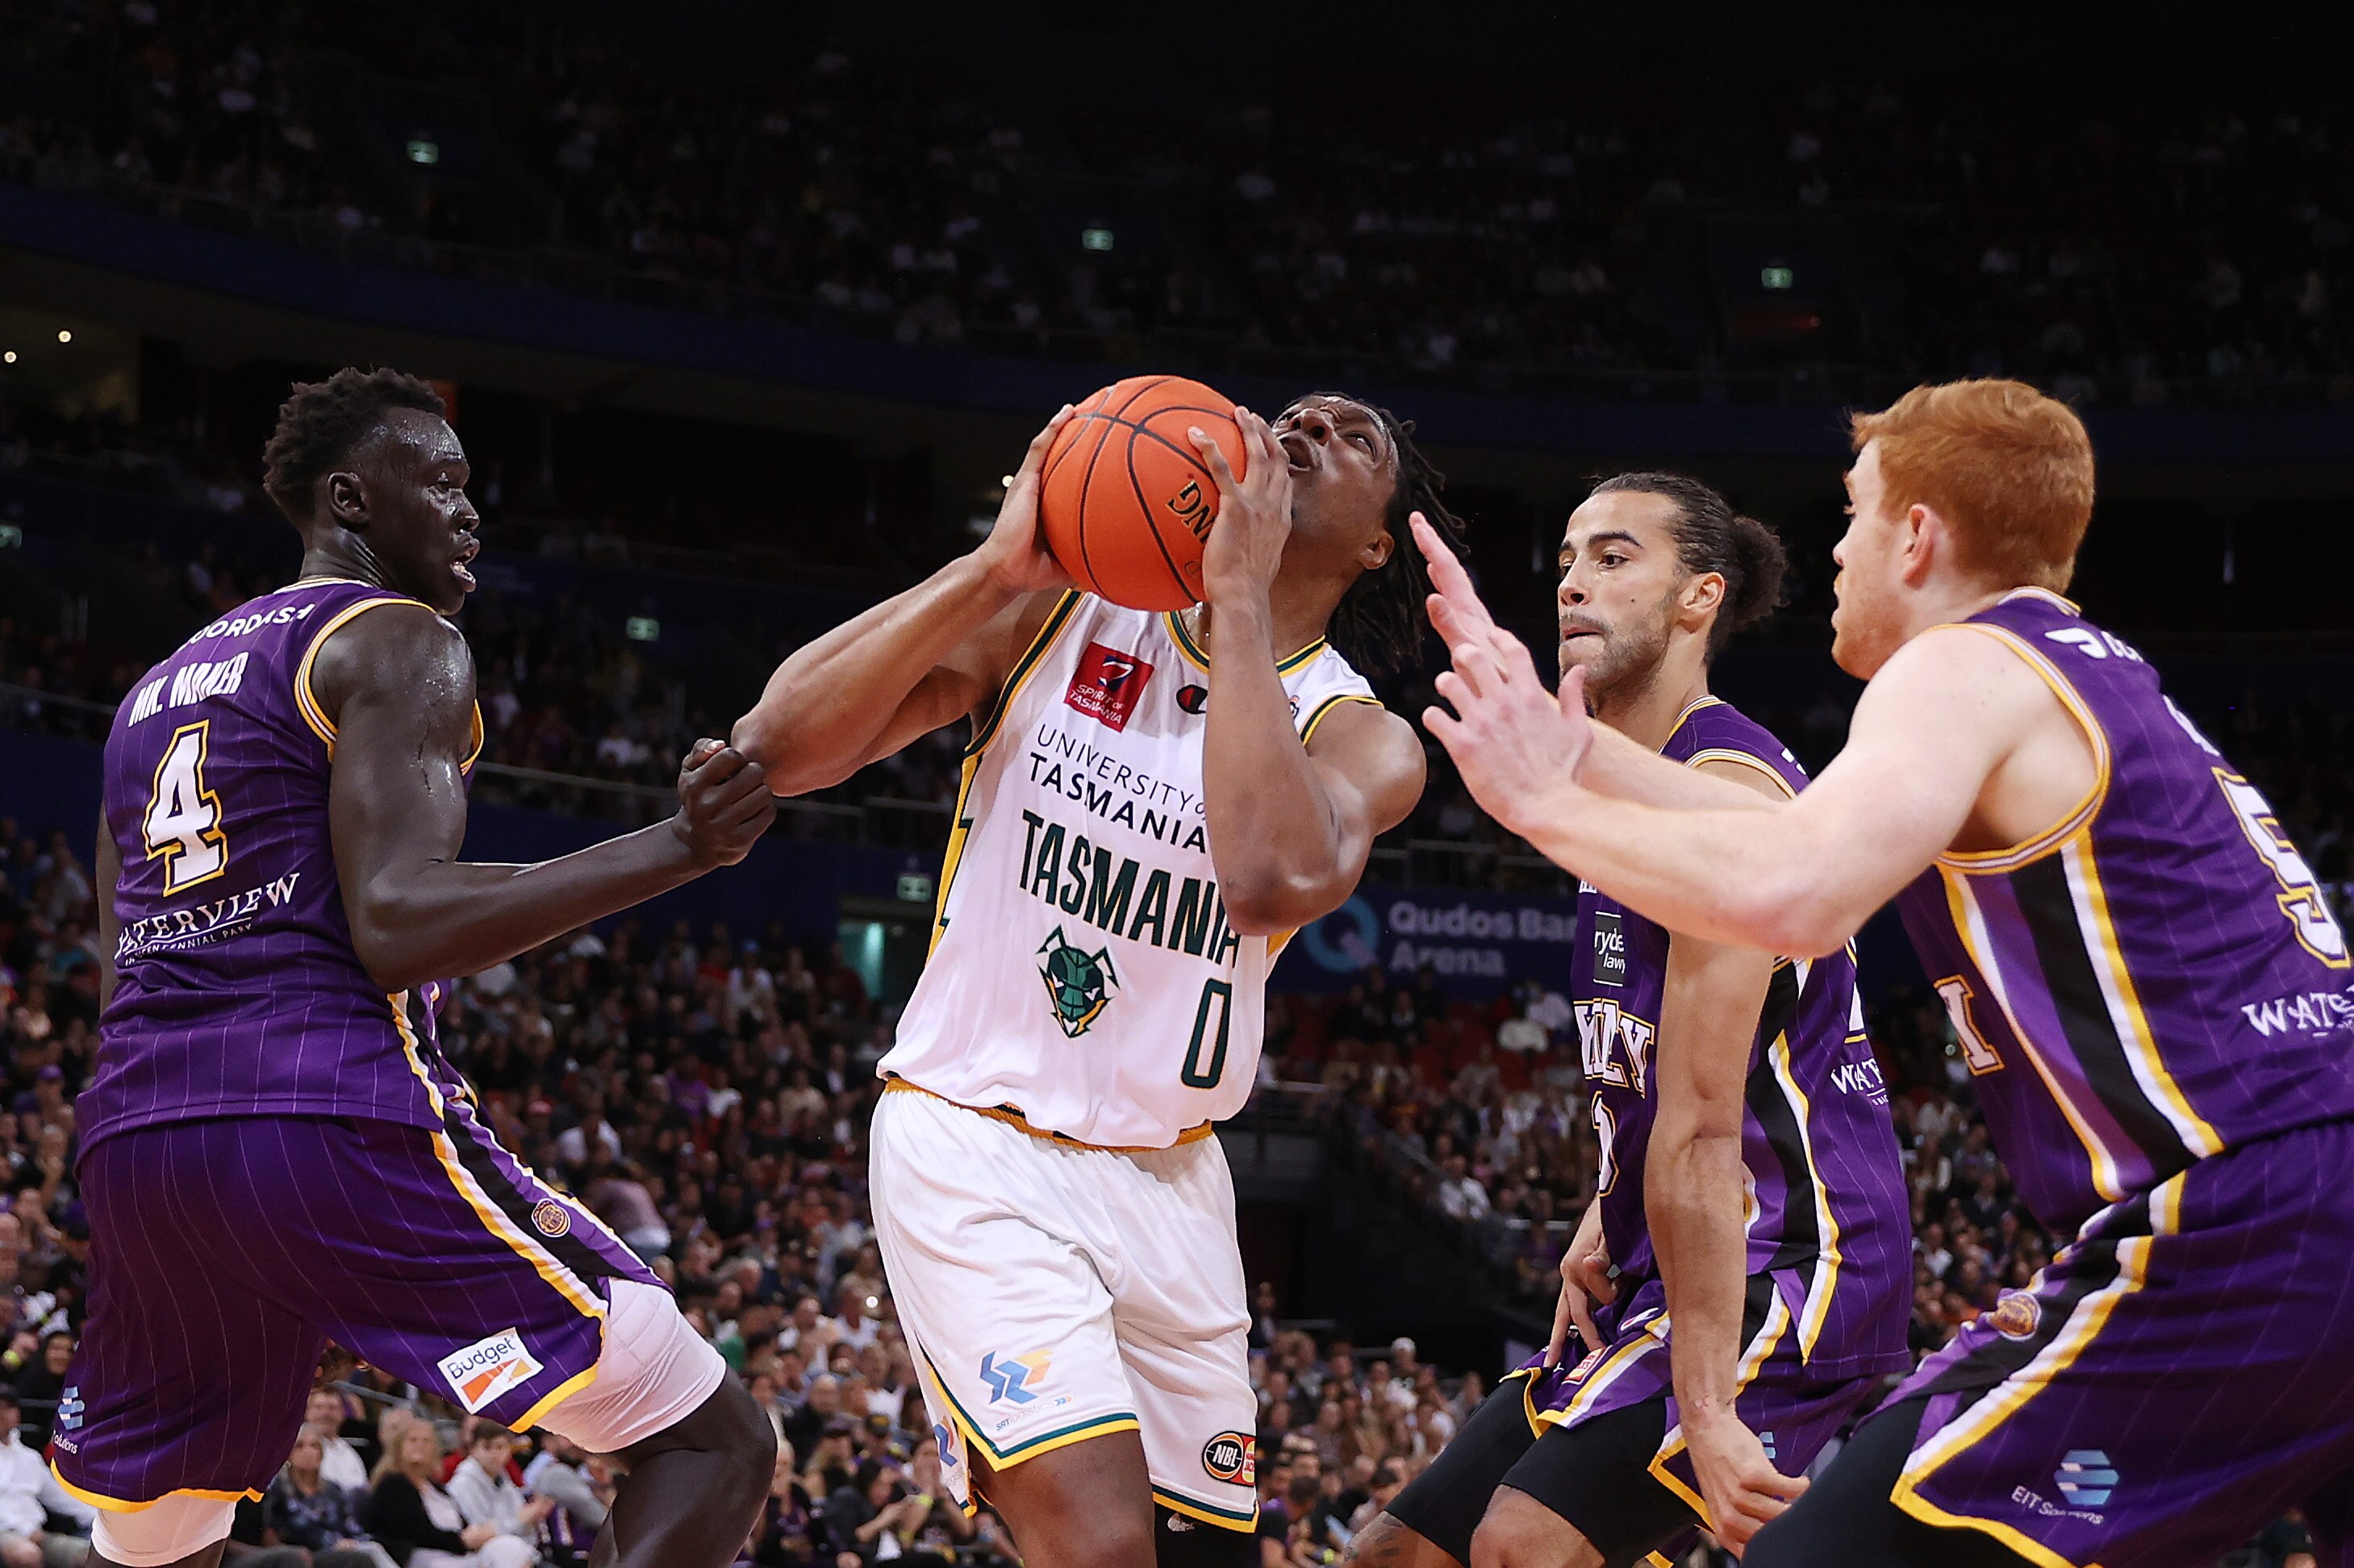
[
  {"left": 732, "top": 553, "right": 1016, "bottom": 793},
  {"left": 1580, "top": 725, "right": 1781, "bottom": 811},
  {"left": 1517, "top": 789, "right": 1847, "bottom": 956},
  {"left": 1202, "top": 603, "right": 1347, "bottom": 935},
  {"left": 1648, "top": 1128, "right": 1749, "bottom": 1420},
  {"left": 346, "top": 819, "right": 712, "bottom": 991}
]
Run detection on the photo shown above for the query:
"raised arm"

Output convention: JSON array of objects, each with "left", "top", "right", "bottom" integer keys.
[
  {"left": 731, "top": 408, "right": 1075, "bottom": 795},
  {"left": 315, "top": 604, "right": 774, "bottom": 993},
  {"left": 1645, "top": 759, "right": 1805, "bottom": 1553},
  {"left": 1428, "top": 626, "right": 2035, "bottom": 956},
  {"left": 1192, "top": 411, "right": 1424, "bottom": 935}
]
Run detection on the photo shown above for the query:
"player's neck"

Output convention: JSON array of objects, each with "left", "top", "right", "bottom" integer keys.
[
  {"left": 1594, "top": 644, "right": 1712, "bottom": 753},
  {"left": 1186, "top": 579, "right": 1342, "bottom": 665},
  {"left": 297, "top": 532, "right": 392, "bottom": 592}
]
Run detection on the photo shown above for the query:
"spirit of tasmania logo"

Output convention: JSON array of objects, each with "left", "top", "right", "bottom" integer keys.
[
  {"left": 1037, "top": 926, "right": 1119, "bottom": 1036},
  {"left": 438, "top": 1328, "right": 543, "bottom": 1413},
  {"left": 1064, "top": 643, "right": 1154, "bottom": 732}
]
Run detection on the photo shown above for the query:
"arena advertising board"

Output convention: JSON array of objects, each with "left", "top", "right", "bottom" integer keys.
[{"left": 1271, "top": 886, "right": 1579, "bottom": 998}]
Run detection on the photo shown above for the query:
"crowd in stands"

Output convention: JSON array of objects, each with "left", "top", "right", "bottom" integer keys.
[{"left": 8, "top": 2, "right": 2354, "bottom": 401}]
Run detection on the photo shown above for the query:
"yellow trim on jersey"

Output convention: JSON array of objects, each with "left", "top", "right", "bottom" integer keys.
[
  {"left": 48, "top": 1467, "right": 261, "bottom": 1512},
  {"left": 1680, "top": 747, "right": 1798, "bottom": 799},
  {"left": 1933, "top": 624, "right": 2110, "bottom": 872},
  {"left": 1671, "top": 694, "right": 1726, "bottom": 727},
  {"left": 966, "top": 590, "right": 1083, "bottom": 757},
  {"left": 1535, "top": 1320, "right": 1666, "bottom": 1428},
  {"left": 929, "top": 750, "right": 984, "bottom": 957},
  {"left": 513, "top": 1365, "right": 602, "bottom": 1432},
  {"left": 1939, "top": 870, "right": 2128, "bottom": 1203},
  {"left": 1889, "top": 1170, "right": 2182, "bottom": 1566},
  {"left": 387, "top": 990, "right": 449, "bottom": 1117},
  {"left": 882, "top": 1078, "right": 1216, "bottom": 1153},
  {"left": 1161, "top": 607, "right": 1328, "bottom": 675},
  {"left": 1298, "top": 691, "right": 1382, "bottom": 746},
  {"left": 1153, "top": 1487, "right": 1260, "bottom": 1531},
  {"left": 1763, "top": 1029, "right": 1843, "bottom": 1362},
  {"left": 428, "top": 1128, "right": 607, "bottom": 1320},
  {"left": 294, "top": 595, "right": 416, "bottom": 753},
  {"left": 2001, "top": 585, "right": 2083, "bottom": 615},
  {"left": 2062, "top": 828, "right": 2225, "bottom": 1158}
]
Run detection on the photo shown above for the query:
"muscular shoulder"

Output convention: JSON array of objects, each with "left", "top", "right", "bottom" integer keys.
[
  {"left": 307, "top": 599, "right": 476, "bottom": 740},
  {"left": 1856, "top": 622, "right": 2059, "bottom": 745},
  {"left": 1304, "top": 700, "right": 1425, "bottom": 832}
]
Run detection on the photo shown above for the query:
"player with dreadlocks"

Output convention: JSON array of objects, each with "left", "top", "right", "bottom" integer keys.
[
  {"left": 733, "top": 394, "right": 1459, "bottom": 1568},
  {"left": 60, "top": 366, "right": 778, "bottom": 1568}
]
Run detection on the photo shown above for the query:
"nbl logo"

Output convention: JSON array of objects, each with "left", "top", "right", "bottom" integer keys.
[{"left": 1200, "top": 1431, "right": 1255, "bottom": 1485}]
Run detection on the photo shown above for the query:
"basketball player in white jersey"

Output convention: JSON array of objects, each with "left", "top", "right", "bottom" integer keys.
[{"left": 732, "top": 394, "right": 1463, "bottom": 1567}]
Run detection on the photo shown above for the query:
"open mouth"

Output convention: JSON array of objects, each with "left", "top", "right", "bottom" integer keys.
[
  {"left": 1278, "top": 431, "right": 1317, "bottom": 472},
  {"left": 453, "top": 537, "right": 480, "bottom": 588}
]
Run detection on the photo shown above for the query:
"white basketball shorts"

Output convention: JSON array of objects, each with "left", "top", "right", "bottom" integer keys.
[{"left": 869, "top": 1082, "right": 1258, "bottom": 1532}]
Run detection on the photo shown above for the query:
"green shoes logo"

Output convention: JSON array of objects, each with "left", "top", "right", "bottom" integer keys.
[{"left": 1037, "top": 927, "right": 1119, "bottom": 1036}]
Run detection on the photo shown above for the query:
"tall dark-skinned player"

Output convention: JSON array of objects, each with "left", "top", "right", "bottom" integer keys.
[
  {"left": 732, "top": 394, "right": 1466, "bottom": 1568},
  {"left": 59, "top": 369, "right": 777, "bottom": 1568}
]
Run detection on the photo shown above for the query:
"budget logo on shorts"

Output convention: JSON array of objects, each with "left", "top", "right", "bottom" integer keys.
[
  {"left": 530, "top": 1199, "right": 572, "bottom": 1238},
  {"left": 1037, "top": 926, "right": 1119, "bottom": 1036},
  {"left": 438, "top": 1328, "right": 544, "bottom": 1413},
  {"left": 1201, "top": 1432, "right": 1255, "bottom": 1486},
  {"left": 1988, "top": 1291, "right": 2042, "bottom": 1341},
  {"left": 1064, "top": 644, "right": 1154, "bottom": 732}
]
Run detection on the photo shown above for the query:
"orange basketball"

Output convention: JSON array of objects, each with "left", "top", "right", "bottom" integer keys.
[{"left": 1037, "top": 375, "right": 1245, "bottom": 611}]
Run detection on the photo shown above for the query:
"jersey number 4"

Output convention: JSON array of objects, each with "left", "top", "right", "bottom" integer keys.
[{"left": 144, "top": 720, "right": 230, "bottom": 894}]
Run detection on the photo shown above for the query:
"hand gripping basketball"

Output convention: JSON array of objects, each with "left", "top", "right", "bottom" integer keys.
[
  {"left": 1191, "top": 405, "right": 1295, "bottom": 609},
  {"left": 975, "top": 404, "right": 1081, "bottom": 597}
]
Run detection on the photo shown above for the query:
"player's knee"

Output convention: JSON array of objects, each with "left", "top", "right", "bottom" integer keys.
[{"left": 1469, "top": 1489, "right": 1599, "bottom": 1568}]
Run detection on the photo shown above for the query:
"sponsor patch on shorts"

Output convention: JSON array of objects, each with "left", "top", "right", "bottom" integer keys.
[
  {"left": 439, "top": 1328, "right": 544, "bottom": 1413},
  {"left": 1201, "top": 1431, "right": 1255, "bottom": 1485}
]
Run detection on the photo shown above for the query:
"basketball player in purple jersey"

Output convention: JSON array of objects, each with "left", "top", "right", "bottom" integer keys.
[
  {"left": 61, "top": 369, "right": 778, "bottom": 1568},
  {"left": 1418, "top": 378, "right": 2354, "bottom": 1568},
  {"left": 1354, "top": 477, "right": 1908, "bottom": 1568}
]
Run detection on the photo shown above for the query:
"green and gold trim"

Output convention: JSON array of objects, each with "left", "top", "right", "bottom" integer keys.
[
  {"left": 1162, "top": 609, "right": 1328, "bottom": 675},
  {"left": 965, "top": 590, "right": 1081, "bottom": 757},
  {"left": 1298, "top": 691, "right": 1383, "bottom": 745},
  {"left": 918, "top": 1344, "right": 1142, "bottom": 1468},
  {"left": 1154, "top": 1486, "right": 1259, "bottom": 1532}
]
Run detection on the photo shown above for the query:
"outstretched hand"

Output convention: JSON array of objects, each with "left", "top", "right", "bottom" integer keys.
[{"left": 1411, "top": 515, "right": 1594, "bottom": 836}]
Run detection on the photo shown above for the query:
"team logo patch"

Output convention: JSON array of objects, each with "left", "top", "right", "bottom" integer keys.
[
  {"left": 1037, "top": 926, "right": 1119, "bottom": 1036},
  {"left": 2055, "top": 1449, "right": 2118, "bottom": 1508},
  {"left": 530, "top": 1199, "right": 572, "bottom": 1238},
  {"left": 1064, "top": 643, "right": 1154, "bottom": 732},
  {"left": 1987, "top": 1291, "right": 2042, "bottom": 1341},
  {"left": 55, "top": 1387, "right": 82, "bottom": 1432},
  {"left": 438, "top": 1328, "right": 544, "bottom": 1414},
  {"left": 1176, "top": 682, "right": 1208, "bottom": 715},
  {"left": 1201, "top": 1431, "right": 1256, "bottom": 1485},
  {"left": 980, "top": 1350, "right": 1053, "bottom": 1405}
]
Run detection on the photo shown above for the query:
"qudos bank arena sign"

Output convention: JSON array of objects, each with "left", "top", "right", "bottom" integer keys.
[{"left": 1271, "top": 886, "right": 1580, "bottom": 998}]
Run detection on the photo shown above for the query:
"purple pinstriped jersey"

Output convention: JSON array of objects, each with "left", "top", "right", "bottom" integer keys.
[
  {"left": 86, "top": 578, "right": 481, "bottom": 1149},
  {"left": 1581, "top": 698, "right": 1910, "bottom": 1377},
  {"left": 1895, "top": 589, "right": 2354, "bottom": 1234}
]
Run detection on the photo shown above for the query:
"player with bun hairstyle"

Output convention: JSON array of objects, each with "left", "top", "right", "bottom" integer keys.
[
  {"left": 1422, "top": 379, "right": 2354, "bottom": 1568},
  {"left": 1352, "top": 476, "right": 1909, "bottom": 1568},
  {"left": 732, "top": 394, "right": 1451, "bottom": 1567}
]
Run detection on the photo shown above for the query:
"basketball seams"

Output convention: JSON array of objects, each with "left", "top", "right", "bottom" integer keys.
[
  {"left": 1071, "top": 412, "right": 1121, "bottom": 601},
  {"left": 1121, "top": 430, "right": 1196, "bottom": 607}
]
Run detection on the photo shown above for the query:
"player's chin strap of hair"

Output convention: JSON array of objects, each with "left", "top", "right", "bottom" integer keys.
[
  {"left": 93, "top": 1494, "right": 240, "bottom": 1567},
  {"left": 1154, "top": 1502, "right": 1258, "bottom": 1566}
]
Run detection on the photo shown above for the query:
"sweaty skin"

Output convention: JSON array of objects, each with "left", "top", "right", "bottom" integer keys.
[{"left": 731, "top": 394, "right": 1424, "bottom": 1568}]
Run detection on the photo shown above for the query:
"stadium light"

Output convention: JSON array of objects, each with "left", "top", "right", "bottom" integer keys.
[
  {"left": 625, "top": 616, "right": 660, "bottom": 642},
  {"left": 1081, "top": 227, "right": 1114, "bottom": 252},
  {"left": 407, "top": 139, "right": 440, "bottom": 165},
  {"left": 56, "top": 330, "right": 70, "bottom": 343},
  {"left": 2, "top": 352, "right": 14, "bottom": 364},
  {"left": 1760, "top": 265, "right": 1795, "bottom": 290}
]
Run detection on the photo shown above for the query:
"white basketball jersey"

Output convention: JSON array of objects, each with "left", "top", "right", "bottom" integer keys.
[{"left": 881, "top": 590, "right": 1381, "bottom": 1149}]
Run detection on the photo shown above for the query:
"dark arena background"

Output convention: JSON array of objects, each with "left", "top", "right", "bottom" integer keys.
[{"left": 0, "top": 3, "right": 2347, "bottom": 1565}]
